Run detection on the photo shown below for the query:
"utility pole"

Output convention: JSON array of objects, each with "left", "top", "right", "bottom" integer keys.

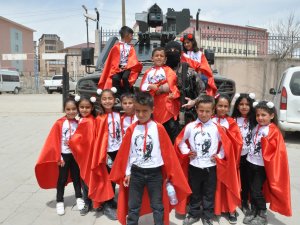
[
  {"left": 122, "top": 0, "right": 126, "bottom": 26},
  {"left": 82, "top": 5, "right": 89, "bottom": 48}
]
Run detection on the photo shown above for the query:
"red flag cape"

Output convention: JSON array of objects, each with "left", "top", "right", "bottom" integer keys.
[
  {"left": 98, "top": 43, "right": 143, "bottom": 89},
  {"left": 181, "top": 52, "right": 217, "bottom": 96},
  {"left": 261, "top": 123, "right": 292, "bottom": 216},
  {"left": 140, "top": 65, "right": 181, "bottom": 124},
  {"left": 174, "top": 122, "right": 240, "bottom": 215},
  {"left": 35, "top": 117, "right": 71, "bottom": 189},
  {"left": 110, "top": 121, "right": 192, "bottom": 225}
]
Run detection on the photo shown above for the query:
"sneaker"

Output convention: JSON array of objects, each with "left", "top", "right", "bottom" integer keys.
[
  {"left": 183, "top": 214, "right": 200, "bottom": 225},
  {"left": 76, "top": 198, "right": 85, "bottom": 211},
  {"left": 228, "top": 212, "right": 237, "bottom": 224},
  {"left": 80, "top": 204, "right": 90, "bottom": 216},
  {"left": 249, "top": 210, "right": 267, "bottom": 225},
  {"left": 243, "top": 208, "right": 257, "bottom": 224},
  {"left": 242, "top": 202, "right": 250, "bottom": 214},
  {"left": 56, "top": 202, "right": 65, "bottom": 216},
  {"left": 202, "top": 218, "right": 213, "bottom": 225},
  {"left": 103, "top": 203, "right": 117, "bottom": 220}
]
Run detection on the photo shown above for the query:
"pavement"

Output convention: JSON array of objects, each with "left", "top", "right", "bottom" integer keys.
[{"left": 0, "top": 94, "right": 298, "bottom": 225}]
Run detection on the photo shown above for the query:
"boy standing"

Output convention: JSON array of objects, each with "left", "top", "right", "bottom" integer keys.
[
  {"left": 120, "top": 92, "right": 137, "bottom": 134},
  {"left": 98, "top": 26, "right": 142, "bottom": 99},
  {"left": 110, "top": 92, "right": 191, "bottom": 225}
]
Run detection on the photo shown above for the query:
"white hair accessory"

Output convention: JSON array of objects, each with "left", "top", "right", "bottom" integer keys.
[
  {"left": 267, "top": 101, "right": 274, "bottom": 108},
  {"left": 74, "top": 95, "right": 81, "bottom": 102},
  {"left": 90, "top": 96, "right": 96, "bottom": 103},
  {"left": 234, "top": 93, "right": 240, "bottom": 99},
  {"left": 97, "top": 89, "right": 102, "bottom": 95},
  {"left": 111, "top": 87, "right": 117, "bottom": 94},
  {"left": 249, "top": 93, "right": 255, "bottom": 99},
  {"left": 253, "top": 101, "right": 258, "bottom": 108}
]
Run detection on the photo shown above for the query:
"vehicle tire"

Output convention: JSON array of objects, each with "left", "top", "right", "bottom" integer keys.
[
  {"left": 13, "top": 87, "right": 19, "bottom": 94},
  {"left": 47, "top": 89, "right": 53, "bottom": 94}
]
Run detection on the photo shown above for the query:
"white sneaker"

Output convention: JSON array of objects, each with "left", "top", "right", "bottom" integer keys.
[
  {"left": 56, "top": 202, "right": 65, "bottom": 216},
  {"left": 76, "top": 198, "right": 85, "bottom": 210}
]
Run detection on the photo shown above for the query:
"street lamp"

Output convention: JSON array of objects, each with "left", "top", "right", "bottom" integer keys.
[
  {"left": 95, "top": 8, "right": 99, "bottom": 30},
  {"left": 82, "top": 5, "right": 89, "bottom": 48}
]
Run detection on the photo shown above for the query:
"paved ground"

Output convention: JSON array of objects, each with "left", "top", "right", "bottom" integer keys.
[{"left": 0, "top": 94, "right": 298, "bottom": 225}]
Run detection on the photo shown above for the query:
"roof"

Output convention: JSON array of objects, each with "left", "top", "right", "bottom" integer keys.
[
  {"left": 0, "top": 16, "right": 35, "bottom": 32},
  {"left": 64, "top": 42, "right": 95, "bottom": 50}
]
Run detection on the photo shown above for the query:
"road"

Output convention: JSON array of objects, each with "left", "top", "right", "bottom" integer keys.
[{"left": 0, "top": 94, "right": 298, "bottom": 225}]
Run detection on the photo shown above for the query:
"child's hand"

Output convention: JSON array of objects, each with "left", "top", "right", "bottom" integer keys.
[
  {"left": 123, "top": 175, "right": 130, "bottom": 187},
  {"left": 58, "top": 160, "right": 65, "bottom": 167},
  {"left": 210, "top": 154, "right": 217, "bottom": 163},
  {"left": 64, "top": 140, "right": 69, "bottom": 146},
  {"left": 182, "top": 97, "right": 196, "bottom": 109},
  {"left": 148, "top": 84, "right": 158, "bottom": 91},
  {"left": 168, "top": 92, "right": 174, "bottom": 99},
  {"left": 188, "top": 151, "right": 197, "bottom": 159}
]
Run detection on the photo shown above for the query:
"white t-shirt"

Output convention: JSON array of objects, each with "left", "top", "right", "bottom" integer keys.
[
  {"left": 183, "top": 51, "right": 203, "bottom": 62},
  {"left": 211, "top": 116, "right": 229, "bottom": 129},
  {"left": 236, "top": 117, "right": 252, "bottom": 156},
  {"left": 119, "top": 42, "right": 131, "bottom": 66},
  {"left": 122, "top": 114, "right": 138, "bottom": 134},
  {"left": 141, "top": 67, "right": 166, "bottom": 91},
  {"left": 125, "top": 120, "right": 164, "bottom": 175},
  {"left": 247, "top": 124, "right": 270, "bottom": 166},
  {"left": 61, "top": 119, "right": 78, "bottom": 154},
  {"left": 107, "top": 112, "right": 122, "bottom": 152},
  {"left": 178, "top": 119, "right": 224, "bottom": 168}
]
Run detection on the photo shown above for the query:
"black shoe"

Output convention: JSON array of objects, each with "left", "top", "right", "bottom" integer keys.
[
  {"left": 249, "top": 210, "right": 267, "bottom": 225},
  {"left": 182, "top": 214, "right": 200, "bottom": 225},
  {"left": 103, "top": 203, "right": 117, "bottom": 220},
  {"left": 109, "top": 199, "right": 118, "bottom": 209},
  {"left": 242, "top": 202, "right": 250, "bottom": 214},
  {"left": 202, "top": 218, "right": 213, "bottom": 225},
  {"left": 80, "top": 204, "right": 90, "bottom": 216},
  {"left": 228, "top": 212, "right": 237, "bottom": 224}
]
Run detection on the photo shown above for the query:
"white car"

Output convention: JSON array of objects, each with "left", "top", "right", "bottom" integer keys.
[
  {"left": 269, "top": 66, "right": 300, "bottom": 136},
  {"left": 43, "top": 75, "right": 76, "bottom": 94}
]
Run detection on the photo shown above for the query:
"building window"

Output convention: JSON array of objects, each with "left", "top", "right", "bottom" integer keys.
[
  {"left": 213, "top": 47, "right": 216, "bottom": 52},
  {"left": 207, "top": 26, "right": 209, "bottom": 29},
  {"left": 15, "top": 32, "right": 19, "bottom": 40},
  {"left": 223, "top": 48, "right": 227, "bottom": 53},
  {"left": 234, "top": 49, "right": 237, "bottom": 54},
  {"left": 15, "top": 45, "right": 19, "bottom": 52},
  {"left": 243, "top": 50, "right": 247, "bottom": 55},
  {"left": 217, "top": 47, "right": 221, "bottom": 53},
  {"left": 238, "top": 49, "right": 242, "bottom": 54},
  {"left": 229, "top": 48, "right": 232, "bottom": 53},
  {"left": 253, "top": 50, "right": 256, "bottom": 55}
]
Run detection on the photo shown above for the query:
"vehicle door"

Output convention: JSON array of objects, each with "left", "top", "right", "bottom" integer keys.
[
  {"left": 0, "top": 74, "right": 2, "bottom": 91},
  {"left": 286, "top": 71, "right": 300, "bottom": 123}
]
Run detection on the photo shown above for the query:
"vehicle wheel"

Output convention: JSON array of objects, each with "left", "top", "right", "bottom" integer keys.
[
  {"left": 13, "top": 87, "right": 19, "bottom": 94},
  {"left": 47, "top": 89, "right": 53, "bottom": 94},
  {"left": 281, "top": 130, "right": 286, "bottom": 138}
]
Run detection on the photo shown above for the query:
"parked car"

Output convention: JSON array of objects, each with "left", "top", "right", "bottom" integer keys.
[
  {"left": 0, "top": 69, "right": 21, "bottom": 94},
  {"left": 269, "top": 66, "right": 300, "bottom": 136},
  {"left": 43, "top": 75, "right": 76, "bottom": 94}
]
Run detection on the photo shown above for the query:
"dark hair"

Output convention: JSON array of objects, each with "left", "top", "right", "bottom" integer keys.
[
  {"left": 195, "top": 94, "right": 215, "bottom": 108},
  {"left": 214, "top": 93, "right": 231, "bottom": 115},
  {"left": 231, "top": 93, "right": 256, "bottom": 129},
  {"left": 182, "top": 33, "right": 199, "bottom": 53},
  {"left": 76, "top": 95, "right": 97, "bottom": 118},
  {"left": 98, "top": 89, "right": 116, "bottom": 114},
  {"left": 254, "top": 101, "right": 278, "bottom": 125},
  {"left": 119, "top": 26, "right": 133, "bottom": 38},
  {"left": 152, "top": 47, "right": 165, "bottom": 57},
  {"left": 121, "top": 92, "right": 135, "bottom": 102},
  {"left": 63, "top": 97, "right": 76, "bottom": 110},
  {"left": 134, "top": 91, "right": 154, "bottom": 108}
]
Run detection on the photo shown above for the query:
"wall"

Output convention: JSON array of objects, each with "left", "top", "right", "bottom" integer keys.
[{"left": 213, "top": 56, "right": 300, "bottom": 100}]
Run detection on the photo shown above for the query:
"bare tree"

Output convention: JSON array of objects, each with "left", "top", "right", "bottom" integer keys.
[{"left": 269, "top": 12, "right": 300, "bottom": 59}]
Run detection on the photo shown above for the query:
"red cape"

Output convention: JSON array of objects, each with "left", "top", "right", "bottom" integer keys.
[
  {"left": 140, "top": 65, "right": 181, "bottom": 124},
  {"left": 181, "top": 52, "right": 217, "bottom": 96},
  {"left": 174, "top": 122, "right": 241, "bottom": 215},
  {"left": 98, "top": 43, "right": 143, "bottom": 89},
  {"left": 261, "top": 123, "right": 292, "bottom": 216},
  {"left": 35, "top": 117, "right": 71, "bottom": 189},
  {"left": 110, "top": 121, "right": 192, "bottom": 225}
]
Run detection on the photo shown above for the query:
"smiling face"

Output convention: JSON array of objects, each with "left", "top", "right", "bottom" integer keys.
[
  {"left": 256, "top": 108, "right": 274, "bottom": 126},
  {"left": 238, "top": 97, "right": 250, "bottom": 117},
  {"left": 100, "top": 91, "right": 115, "bottom": 113},
  {"left": 123, "top": 32, "right": 133, "bottom": 43},
  {"left": 215, "top": 97, "right": 230, "bottom": 117},
  {"left": 64, "top": 101, "right": 77, "bottom": 119},
  {"left": 152, "top": 50, "right": 166, "bottom": 67},
  {"left": 78, "top": 99, "right": 93, "bottom": 118},
  {"left": 183, "top": 39, "right": 193, "bottom": 51}
]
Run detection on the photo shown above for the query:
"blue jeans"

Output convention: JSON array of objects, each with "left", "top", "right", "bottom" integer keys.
[{"left": 127, "top": 165, "right": 164, "bottom": 225}]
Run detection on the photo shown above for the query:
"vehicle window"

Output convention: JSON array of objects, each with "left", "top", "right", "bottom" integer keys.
[
  {"left": 2, "top": 75, "right": 19, "bottom": 82},
  {"left": 290, "top": 71, "right": 300, "bottom": 96},
  {"left": 78, "top": 79, "right": 98, "bottom": 91},
  {"left": 53, "top": 76, "right": 63, "bottom": 80}
]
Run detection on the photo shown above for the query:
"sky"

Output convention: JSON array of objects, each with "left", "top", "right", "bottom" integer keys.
[{"left": 1, "top": 0, "right": 300, "bottom": 47}]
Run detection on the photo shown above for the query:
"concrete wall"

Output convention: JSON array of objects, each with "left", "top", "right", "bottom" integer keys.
[{"left": 213, "top": 56, "right": 300, "bottom": 100}]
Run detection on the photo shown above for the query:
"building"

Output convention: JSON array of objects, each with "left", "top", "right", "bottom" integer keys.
[
  {"left": 38, "top": 34, "right": 64, "bottom": 76},
  {"left": 0, "top": 16, "right": 35, "bottom": 75}
]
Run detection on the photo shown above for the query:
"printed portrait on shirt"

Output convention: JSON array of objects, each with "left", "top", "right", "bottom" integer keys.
[
  {"left": 108, "top": 120, "right": 122, "bottom": 148},
  {"left": 133, "top": 134, "right": 154, "bottom": 166},
  {"left": 148, "top": 72, "right": 166, "bottom": 84},
  {"left": 194, "top": 131, "right": 212, "bottom": 158}
]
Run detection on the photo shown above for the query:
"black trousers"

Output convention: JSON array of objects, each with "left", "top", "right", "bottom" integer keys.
[
  {"left": 112, "top": 70, "right": 131, "bottom": 98},
  {"left": 247, "top": 161, "right": 267, "bottom": 210},
  {"left": 81, "top": 179, "right": 92, "bottom": 207},
  {"left": 56, "top": 153, "right": 82, "bottom": 202},
  {"left": 188, "top": 165, "right": 216, "bottom": 220},
  {"left": 240, "top": 154, "right": 250, "bottom": 204},
  {"left": 163, "top": 117, "right": 180, "bottom": 144},
  {"left": 106, "top": 151, "right": 118, "bottom": 204},
  {"left": 127, "top": 165, "right": 164, "bottom": 225}
]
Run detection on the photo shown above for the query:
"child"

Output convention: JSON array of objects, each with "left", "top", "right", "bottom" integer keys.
[
  {"left": 98, "top": 26, "right": 142, "bottom": 99},
  {"left": 180, "top": 33, "right": 217, "bottom": 96},
  {"left": 140, "top": 47, "right": 181, "bottom": 143},
  {"left": 120, "top": 92, "right": 137, "bottom": 134},
  {"left": 231, "top": 93, "right": 256, "bottom": 213},
  {"left": 243, "top": 101, "right": 292, "bottom": 225},
  {"left": 35, "top": 98, "right": 84, "bottom": 216},
  {"left": 212, "top": 94, "right": 242, "bottom": 223},
  {"left": 109, "top": 91, "right": 191, "bottom": 225}
]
